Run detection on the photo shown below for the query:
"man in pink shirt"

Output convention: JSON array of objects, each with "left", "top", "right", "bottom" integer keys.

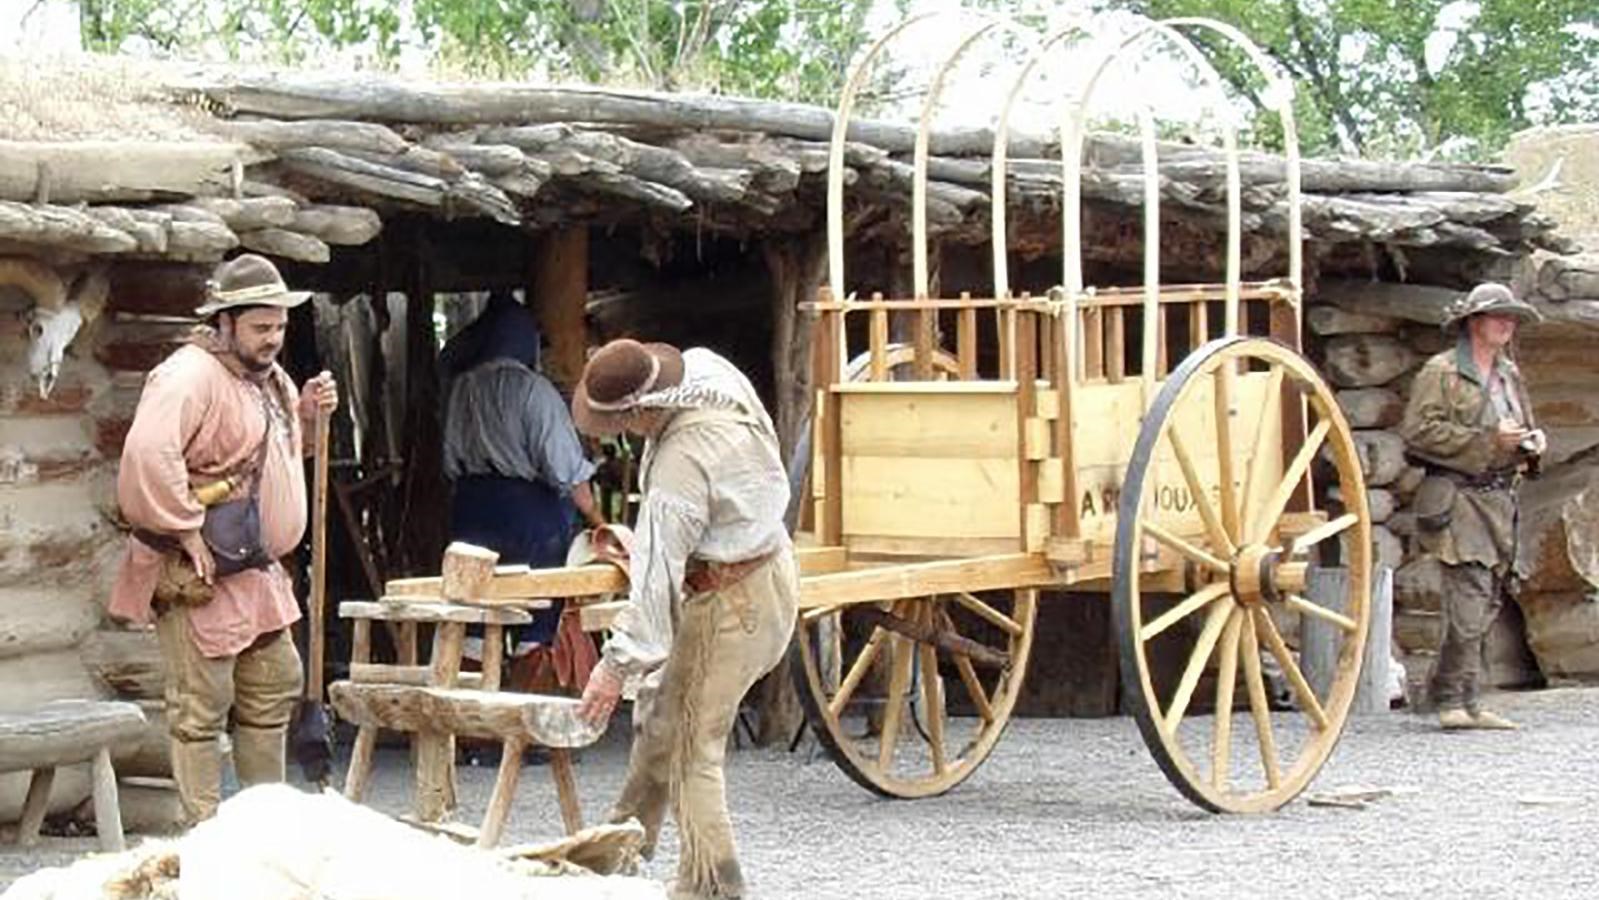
[{"left": 109, "top": 254, "right": 336, "bottom": 824}]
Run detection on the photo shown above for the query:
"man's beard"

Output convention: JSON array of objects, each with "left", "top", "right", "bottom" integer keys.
[{"left": 235, "top": 348, "right": 278, "bottom": 374}]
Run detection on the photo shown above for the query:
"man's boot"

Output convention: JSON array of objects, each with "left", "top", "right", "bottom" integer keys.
[
  {"left": 1438, "top": 708, "right": 1474, "bottom": 730},
  {"left": 171, "top": 737, "right": 224, "bottom": 825},
  {"left": 1468, "top": 709, "right": 1520, "bottom": 730},
  {"left": 233, "top": 724, "right": 288, "bottom": 786}
]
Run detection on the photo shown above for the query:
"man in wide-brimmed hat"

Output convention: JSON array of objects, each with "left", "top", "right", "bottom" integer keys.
[
  {"left": 110, "top": 253, "right": 337, "bottom": 823},
  {"left": 573, "top": 338, "right": 797, "bottom": 900},
  {"left": 1400, "top": 282, "right": 1543, "bottom": 731}
]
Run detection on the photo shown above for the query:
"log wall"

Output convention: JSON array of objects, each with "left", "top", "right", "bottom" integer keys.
[{"left": 0, "top": 259, "right": 197, "bottom": 825}]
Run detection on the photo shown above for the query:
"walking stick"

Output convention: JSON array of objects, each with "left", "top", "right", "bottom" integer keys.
[{"left": 292, "top": 406, "right": 335, "bottom": 785}]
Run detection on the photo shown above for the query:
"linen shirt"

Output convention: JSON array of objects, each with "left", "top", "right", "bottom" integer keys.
[
  {"left": 109, "top": 344, "right": 306, "bottom": 658},
  {"left": 602, "top": 349, "right": 792, "bottom": 678},
  {"left": 443, "top": 359, "right": 596, "bottom": 490}
]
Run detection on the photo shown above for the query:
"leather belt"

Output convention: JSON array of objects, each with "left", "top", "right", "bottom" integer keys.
[{"left": 684, "top": 551, "right": 775, "bottom": 596}]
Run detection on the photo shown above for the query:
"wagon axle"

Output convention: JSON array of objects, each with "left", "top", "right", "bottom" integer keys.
[{"left": 1230, "top": 545, "right": 1309, "bottom": 608}]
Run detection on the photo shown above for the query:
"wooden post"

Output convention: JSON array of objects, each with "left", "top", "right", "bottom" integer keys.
[
  {"left": 344, "top": 727, "right": 377, "bottom": 801},
  {"left": 1301, "top": 565, "right": 1392, "bottom": 715},
  {"left": 531, "top": 226, "right": 589, "bottom": 392},
  {"left": 1015, "top": 308, "right": 1039, "bottom": 552}
]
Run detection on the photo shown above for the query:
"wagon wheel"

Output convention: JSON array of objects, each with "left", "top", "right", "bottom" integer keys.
[
  {"left": 1113, "top": 336, "right": 1371, "bottom": 813},
  {"left": 794, "top": 590, "right": 1038, "bottom": 798},
  {"left": 792, "top": 342, "right": 1035, "bottom": 797}
]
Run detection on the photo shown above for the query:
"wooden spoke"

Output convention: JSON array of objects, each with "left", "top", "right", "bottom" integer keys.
[
  {"left": 1240, "top": 613, "right": 1282, "bottom": 790},
  {"left": 1210, "top": 608, "right": 1244, "bottom": 791},
  {"left": 1161, "top": 597, "right": 1237, "bottom": 739},
  {"left": 1289, "top": 513, "right": 1359, "bottom": 555},
  {"left": 1237, "top": 365, "right": 1286, "bottom": 526},
  {"left": 1213, "top": 363, "right": 1241, "bottom": 542},
  {"left": 1138, "top": 581, "right": 1230, "bottom": 643},
  {"left": 937, "top": 608, "right": 994, "bottom": 723},
  {"left": 1286, "top": 593, "right": 1358, "bottom": 633},
  {"left": 1141, "top": 520, "right": 1230, "bottom": 574},
  {"left": 919, "top": 641, "right": 947, "bottom": 775},
  {"left": 1166, "top": 427, "right": 1237, "bottom": 557},
  {"left": 953, "top": 592, "right": 1023, "bottom": 637},
  {"left": 1251, "top": 608, "right": 1330, "bottom": 730},
  {"left": 827, "top": 627, "right": 887, "bottom": 719},
  {"left": 1247, "top": 418, "right": 1331, "bottom": 546},
  {"left": 876, "top": 630, "right": 916, "bottom": 772}
]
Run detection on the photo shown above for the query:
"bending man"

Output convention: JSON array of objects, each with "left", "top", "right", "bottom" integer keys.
[{"left": 574, "top": 339, "right": 797, "bottom": 900}]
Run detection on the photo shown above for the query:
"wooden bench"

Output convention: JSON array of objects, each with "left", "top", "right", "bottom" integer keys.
[
  {"left": 330, "top": 683, "right": 603, "bottom": 847},
  {"left": 335, "top": 598, "right": 600, "bottom": 846},
  {"left": 0, "top": 700, "right": 146, "bottom": 851}
]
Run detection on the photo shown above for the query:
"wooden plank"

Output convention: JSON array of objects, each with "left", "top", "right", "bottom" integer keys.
[
  {"left": 1025, "top": 504, "right": 1050, "bottom": 554},
  {"left": 1069, "top": 281, "right": 1292, "bottom": 306},
  {"left": 797, "top": 553, "right": 1055, "bottom": 609},
  {"left": 1035, "top": 390, "right": 1060, "bottom": 420},
  {"left": 347, "top": 600, "right": 533, "bottom": 625},
  {"left": 386, "top": 566, "right": 625, "bottom": 602},
  {"left": 350, "top": 664, "right": 486, "bottom": 689},
  {"left": 0, "top": 701, "right": 147, "bottom": 772},
  {"left": 831, "top": 380, "right": 1018, "bottom": 395},
  {"left": 328, "top": 684, "right": 608, "bottom": 748},
  {"left": 817, "top": 309, "right": 844, "bottom": 545},
  {"left": 844, "top": 534, "right": 1021, "bottom": 559},
  {"left": 1053, "top": 312, "right": 1081, "bottom": 539},
  {"left": 797, "top": 546, "right": 848, "bottom": 575},
  {"left": 841, "top": 456, "right": 1019, "bottom": 539},
  {"left": 840, "top": 391, "right": 1018, "bottom": 458}
]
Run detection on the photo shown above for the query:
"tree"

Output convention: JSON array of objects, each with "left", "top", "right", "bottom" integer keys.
[{"left": 1121, "top": 0, "right": 1599, "bottom": 159}]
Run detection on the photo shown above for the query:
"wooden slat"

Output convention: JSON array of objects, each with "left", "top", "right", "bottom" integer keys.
[
  {"left": 818, "top": 309, "right": 844, "bottom": 545},
  {"left": 346, "top": 600, "right": 533, "bottom": 625},
  {"left": 869, "top": 307, "right": 889, "bottom": 381},
  {"left": 797, "top": 553, "right": 1055, "bottom": 610},
  {"left": 328, "top": 684, "right": 608, "bottom": 749},
  {"left": 1037, "top": 458, "right": 1065, "bottom": 504},
  {"left": 1015, "top": 311, "right": 1039, "bottom": 552},
  {"left": 957, "top": 307, "right": 978, "bottom": 379},
  {"left": 350, "top": 663, "right": 486, "bottom": 688},
  {"left": 914, "top": 306, "right": 936, "bottom": 380},
  {"left": 386, "top": 567, "right": 623, "bottom": 601},
  {"left": 1106, "top": 307, "right": 1125, "bottom": 383},
  {"left": 1083, "top": 307, "right": 1104, "bottom": 379}
]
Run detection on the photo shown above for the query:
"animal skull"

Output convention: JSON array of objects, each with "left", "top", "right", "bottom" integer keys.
[
  {"left": 27, "top": 301, "right": 86, "bottom": 399},
  {"left": 1, "top": 258, "right": 106, "bottom": 399}
]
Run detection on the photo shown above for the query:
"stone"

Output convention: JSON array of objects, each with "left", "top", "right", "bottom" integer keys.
[
  {"left": 1335, "top": 388, "right": 1404, "bottom": 428},
  {"left": 1323, "top": 335, "right": 1418, "bottom": 388},
  {"left": 1349, "top": 430, "right": 1408, "bottom": 486},
  {"left": 1393, "top": 464, "right": 1426, "bottom": 500},
  {"left": 1372, "top": 524, "right": 1404, "bottom": 571},
  {"left": 1308, "top": 304, "right": 1403, "bottom": 336},
  {"left": 1326, "top": 485, "right": 1396, "bottom": 523},
  {"left": 0, "top": 586, "right": 101, "bottom": 660},
  {"left": 1394, "top": 610, "right": 1442, "bottom": 654},
  {"left": 1535, "top": 252, "right": 1599, "bottom": 301}
]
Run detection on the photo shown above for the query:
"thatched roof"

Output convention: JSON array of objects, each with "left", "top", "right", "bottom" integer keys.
[{"left": 0, "top": 56, "right": 1572, "bottom": 274}]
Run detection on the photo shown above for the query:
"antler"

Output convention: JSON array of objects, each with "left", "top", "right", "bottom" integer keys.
[{"left": 0, "top": 257, "right": 68, "bottom": 311}]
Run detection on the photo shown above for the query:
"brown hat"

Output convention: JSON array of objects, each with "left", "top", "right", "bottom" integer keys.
[
  {"left": 1441, "top": 282, "right": 1542, "bottom": 332},
  {"left": 195, "top": 254, "right": 312, "bottom": 317},
  {"left": 572, "top": 339, "right": 685, "bottom": 436}
]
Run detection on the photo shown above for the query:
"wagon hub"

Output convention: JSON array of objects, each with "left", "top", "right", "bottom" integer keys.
[{"left": 1230, "top": 545, "right": 1308, "bottom": 607}]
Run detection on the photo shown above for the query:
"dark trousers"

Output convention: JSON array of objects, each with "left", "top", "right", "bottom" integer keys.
[{"left": 1429, "top": 562, "right": 1505, "bottom": 712}]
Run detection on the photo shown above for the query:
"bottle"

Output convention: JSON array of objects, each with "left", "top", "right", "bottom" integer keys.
[{"left": 192, "top": 478, "right": 233, "bottom": 507}]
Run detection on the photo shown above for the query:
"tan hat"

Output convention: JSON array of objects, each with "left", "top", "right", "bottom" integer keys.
[
  {"left": 195, "top": 254, "right": 312, "bottom": 317},
  {"left": 572, "top": 339, "right": 685, "bottom": 436},
  {"left": 1441, "top": 282, "right": 1542, "bottom": 332}
]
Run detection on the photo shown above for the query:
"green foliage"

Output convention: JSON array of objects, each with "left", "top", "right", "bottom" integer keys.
[
  {"left": 1122, "top": 0, "right": 1599, "bottom": 159},
  {"left": 78, "top": 0, "right": 895, "bottom": 106}
]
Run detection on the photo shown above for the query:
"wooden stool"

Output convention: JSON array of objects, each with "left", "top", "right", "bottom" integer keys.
[
  {"left": 337, "top": 598, "right": 593, "bottom": 843},
  {"left": 0, "top": 700, "right": 146, "bottom": 852}
]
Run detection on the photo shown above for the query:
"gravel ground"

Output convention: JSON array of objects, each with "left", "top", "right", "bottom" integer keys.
[{"left": 3, "top": 687, "right": 1597, "bottom": 898}]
